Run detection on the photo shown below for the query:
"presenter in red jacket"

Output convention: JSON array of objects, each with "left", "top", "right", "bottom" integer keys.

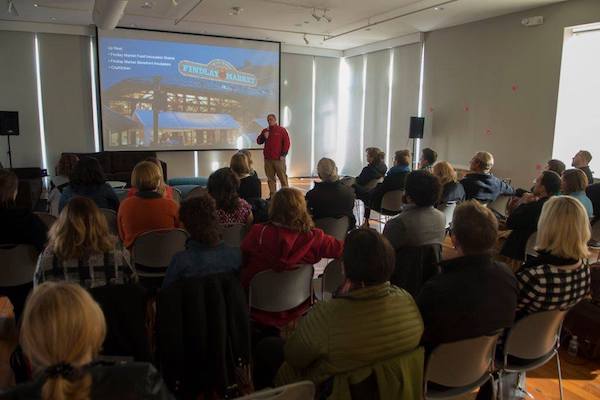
[{"left": 257, "top": 113, "right": 291, "bottom": 198}]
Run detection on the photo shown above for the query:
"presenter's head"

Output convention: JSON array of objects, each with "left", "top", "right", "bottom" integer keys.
[
  {"left": 572, "top": 150, "right": 592, "bottom": 168},
  {"left": 267, "top": 114, "right": 277, "bottom": 127}
]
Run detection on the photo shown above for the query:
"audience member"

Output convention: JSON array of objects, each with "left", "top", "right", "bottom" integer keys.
[
  {"left": 587, "top": 182, "right": 600, "bottom": 222},
  {"left": 238, "top": 149, "right": 258, "bottom": 178},
  {"left": 352, "top": 147, "right": 387, "bottom": 200},
  {"left": 417, "top": 201, "right": 517, "bottom": 348},
  {"left": 162, "top": 194, "right": 241, "bottom": 288},
  {"left": 208, "top": 167, "right": 253, "bottom": 226},
  {"left": 546, "top": 159, "right": 566, "bottom": 176},
  {"left": 419, "top": 148, "right": 437, "bottom": 172},
  {"left": 572, "top": 150, "right": 594, "bottom": 185},
  {"left": 127, "top": 157, "right": 175, "bottom": 201},
  {"left": 118, "top": 161, "right": 180, "bottom": 248},
  {"left": 561, "top": 168, "right": 594, "bottom": 218},
  {"left": 305, "top": 158, "right": 356, "bottom": 229},
  {"left": 432, "top": 161, "right": 465, "bottom": 204},
  {"left": 59, "top": 157, "right": 119, "bottom": 213},
  {"left": 230, "top": 152, "right": 262, "bottom": 200},
  {"left": 35, "top": 197, "right": 136, "bottom": 288},
  {"left": 274, "top": 229, "right": 424, "bottom": 397},
  {"left": 240, "top": 188, "right": 343, "bottom": 327},
  {"left": 48, "top": 154, "right": 79, "bottom": 216},
  {"left": 461, "top": 151, "right": 514, "bottom": 202},
  {"left": 383, "top": 170, "right": 446, "bottom": 250},
  {"left": 501, "top": 170, "right": 561, "bottom": 261},
  {"left": 516, "top": 196, "right": 591, "bottom": 318},
  {"left": 3, "top": 282, "right": 173, "bottom": 399},
  {"left": 363, "top": 150, "right": 411, "bottom": 225},
  {"left": 0, "top": 169, "right": 47, "bottom": 251}
]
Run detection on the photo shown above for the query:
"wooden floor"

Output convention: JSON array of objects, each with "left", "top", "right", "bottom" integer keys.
[{"left": 0, "top": 177, "right": 598, "bottom": 397}]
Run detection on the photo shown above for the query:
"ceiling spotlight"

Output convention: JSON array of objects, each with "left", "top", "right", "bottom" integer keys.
[
  {"left": 434, "top": 6, "right": 444, "bottom": 11},
  {"left": 311, "top": 8, "right": 321, "bottom": 22},
  {"left": 303, "top": 34, "right": 309, "bottom": 45},
  {"left": 141, "top": 1, "right": 153, "bottom": 9},
  {"left": 322, "top": 13, "right": 332, "bottom": 23},
  {"left": 33, "top": 3, "right": 39, "bottom": 7},
  {"left": 229, "top": 6, "right": 243, "bottom": 16}
]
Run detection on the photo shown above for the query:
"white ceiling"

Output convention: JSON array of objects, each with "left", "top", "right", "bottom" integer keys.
[{"left": 1, "top": 0, "right": 568, "bottom": 50}]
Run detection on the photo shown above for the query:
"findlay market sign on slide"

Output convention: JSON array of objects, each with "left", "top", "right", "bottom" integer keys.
[{"left": 178, "top": 59, "right": 258, "bottom": 87}]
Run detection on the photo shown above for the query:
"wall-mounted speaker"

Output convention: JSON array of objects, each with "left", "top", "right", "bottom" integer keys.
[
  {"left": 409, "top": 116, "right": 424, "bottom": 139},
  {"left": 0, "top": 111, "right": 19, "bottom": 136}
]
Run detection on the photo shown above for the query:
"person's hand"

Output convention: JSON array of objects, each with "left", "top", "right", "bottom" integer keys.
[
  {"left": 262, "top": 129, "right": 269, "bottom": 139},
  {"left": 521, "top": 193, "right": 538, "bottom": 204},
  {"left": 280, "top": 156, "right": 285, "bottom": 161}
]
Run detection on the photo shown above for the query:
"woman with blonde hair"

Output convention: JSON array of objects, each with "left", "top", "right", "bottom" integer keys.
[
  {"left": 35, "top": 196, "right": 136, "bottom": 288},
  {"left": 432, "top": 161, "right": 465, "bottom": 204},
  {"left": 127, "top": 157, "right": 175, "bottom": 201},
  {"left": 237, "top": 149, "right": 258, "bottom": 177},
  {"left": 241, "top": 188, "right": 343, "bottom": 327},
  {"left": 230, "top": 152, "right": 261, "bottom": 200},
  {"left": 3, "top": 282, "right": 173, "bottom": 399},
  {"left": 118, "top": 161, "right": 179, "bottom": 248},
  {"left": 516, "top": 196, "right": 591, "bottom": 318}
]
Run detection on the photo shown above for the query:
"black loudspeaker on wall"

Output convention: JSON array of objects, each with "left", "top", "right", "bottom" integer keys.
[
  {"left": 409, "top": 116, "right": 425, "bottom": 139},
  {"left": 0, "top": 111, "right": 20, "bottom": 169}
]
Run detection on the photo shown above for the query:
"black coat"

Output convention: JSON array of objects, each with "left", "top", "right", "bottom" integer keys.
[
  {"left": 1, "top": 361, "right": 174, "bottom": 399},
  {"left": 0, "top": 208, "right": 47, "bottom": 252},
  {"left": 305, "top": 180, "right": 356, "bottom": 228},
  {"left": 239, "top": 174, "right": 262, "bottom": 200},
  {"left": 460, "top": 173, "right": 514, "bottom": 203},
  {"left": 369, "top": 170, "right": 410, "bottom": 212},
  {"left": 501, "top": 197, "right": 550, "bottom": 261},
  {"left": 580, "top": 166, "right": 594, "bottom": 186},
  {"left": 417, "top": 254, "right": 518, "bottom": 348},
  {"left": 440, "top": 182, "right": 466, "bottom": 204},
  {"left": 355, "top": 161, "right": 388, "bottom": 187},
  {"left": 587, "top": 183, "right": 600, "bottom": 222},
  {"left": 156, "top": 272, "right": 250, "bottom": 398}
]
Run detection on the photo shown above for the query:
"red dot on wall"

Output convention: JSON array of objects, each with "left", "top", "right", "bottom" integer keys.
[
  {"left": 428, "top": 106, "right": 434, "bottom": 113},
  {"left": 512, "top": 84, "right": 519, "bottom": 92},
  {"left": 535, "top": 163, "right": 543, "bottom": 171},
  {"left": 464, "top": 105, "right": 470, "bottom": 112},
  {"left": 485, "top": 128, "right": 492, "bottom": 135}
]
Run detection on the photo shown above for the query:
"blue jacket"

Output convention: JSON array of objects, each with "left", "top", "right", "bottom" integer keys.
[
  {"left": 59, "top": 183, "right": 119, "bottom": 212},
  {"left": 460, "top": 173, "right": 514, "bottom": 203},
  {"left": 162, "top": 240, "right": 241, "bottom": 288}
]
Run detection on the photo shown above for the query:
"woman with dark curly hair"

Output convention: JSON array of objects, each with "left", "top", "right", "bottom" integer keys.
[
  {"left": 59, "top": 157, "right": 119, "bottom": 213},
  {"left": 162, "top": 192, "right": 241, "bottom": 288},
  {"left": 207, "top": 167, "right": 253, "bottom": 226}
]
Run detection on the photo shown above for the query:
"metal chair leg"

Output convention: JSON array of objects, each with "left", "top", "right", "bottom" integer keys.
[
  {"left": 556, "top": 352, "right": 564, "bottom": 400},
  {"left": 497, "top": 370, "right": 503, "bottom": 400}
]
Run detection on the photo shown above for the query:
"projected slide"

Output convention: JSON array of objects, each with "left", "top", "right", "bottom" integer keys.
[{"left": 97, "top": 28, "right": 279, "bottom": 151}]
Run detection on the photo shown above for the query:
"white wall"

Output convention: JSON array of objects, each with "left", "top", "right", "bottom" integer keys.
[{"left": 421, "top": 0, "right": 600, "bottom": 188}]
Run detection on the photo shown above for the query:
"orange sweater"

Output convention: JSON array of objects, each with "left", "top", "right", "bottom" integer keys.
[{"left": 118, "top": 193, "right": 180, "bottom": 248}]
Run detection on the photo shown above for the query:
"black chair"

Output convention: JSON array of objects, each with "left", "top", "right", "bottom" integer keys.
[{"left": 392, "top": 244, "right": 442, "bottom": 297}]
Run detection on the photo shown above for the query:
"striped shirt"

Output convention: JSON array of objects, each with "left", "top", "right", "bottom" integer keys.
[
  {"left": 34, "top": 245, "right": 137, "bottom": 288},
  {"left": 516, "top": 260, "right": 591, "bottom": 316}
]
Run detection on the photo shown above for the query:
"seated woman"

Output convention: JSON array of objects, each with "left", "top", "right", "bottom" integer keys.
[
  {"left": 0, "top": 169, "right": 47, "bottom": 251},
  {"left": 561, "top": 168, "right": 594, "bottom": 218},
  {"left": 353, "top": 147, "right": 388, "bottom": 201},
  {"left": 35, "top": 196, "right": 136, "bottom": 288},
  {"left": 516, "top": 195, "right": 591, "bottom": 318},
  {"left": 230, "top": 152, "right": 261, "bottom": 200},
  {"left": 59, "top": 157, "right": 119, "bottom": 213},
  {"left": 274, "top": 228, "right": 424, "bottom": 398},
  {"left": 3, "top": 282, "right": 173, "bottom": 399},
  {"left": 48, "top": 154, "right": 79, "bottom": 216},
  {"left": 162, "top": 193, "right": 241, "bottom": 289},
  {"left": 127, "top": 157, "right": 175, "bottom": 201},
  {"left": 305, "top": 158, "right": 356, "bottom": 229},
  {"left": 207, "top": 167, "right": 253, "bottom": 226},
  {"left": 433, "top": 161, "right": 465, "bottom": 205},
  {"left": 241, "top": 188, "right": 343, "bottom": 327},
  {"left": 118, "top": 161, "right": 180, "bottom": 248},
  {"left": 238, "top": 149, "right": 259, "bottom": 179}
]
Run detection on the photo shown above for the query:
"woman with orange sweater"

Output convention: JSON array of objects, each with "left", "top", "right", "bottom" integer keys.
[{"left": 118, "top": 161, "right": 180, "bottom": 248}]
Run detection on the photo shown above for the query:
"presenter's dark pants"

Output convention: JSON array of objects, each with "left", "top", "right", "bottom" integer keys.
[{"left": 264, "top": 159, "right": 288, "bottom": 196}]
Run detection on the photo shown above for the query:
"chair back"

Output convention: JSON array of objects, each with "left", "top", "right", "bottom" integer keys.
[
  {"left": 437, "top": 202, "right": 457, "bottom": 230},
  {"left": 592, "top": 219, "right": 600, "bottom": 242},
  {"left": 34, "top": 211, "right": 57, "bottom": 229},
  {"left": 314, "top": 216, "right": 349, "bottom": 241},
  {"left": 249, "top": 264, "right": 314, "bottom": 313},
  {"left": 219, "top": 224, "right": 247, "bottom": 247},
  {"left": 172, "top": 187, "right": 182, "bottom": 203},
  {"left": 362, "top": 177, "right": 383, "bottom": 192},
  {"left": 100, "top": 208, "right": 118, "bottom": 236},
  {"left": 503, "top": 310, "right": 567, "bottom": 361},
  {"left": 488, "top": 195, "right": 511, "bottom": 218},
  {"left": 381, "top": 190, "right": 404, "bottom": 214},
  {"left": 114, "top": 188, "right": 128, "bottom": 202},
  {"left": 234, "top": 381, "right": 315, "bottom": 400},
  {"left": 426, "top": 333, "right": 500, "bottom": 389},
  {"left": 186, "top": 186, "right": 207, "bottom": 199},
  {"left": 0, "top": 244, "right": 38, "bottom": 287},
  {"left": 321, "top": 259, "right": 345, "bottom": 300},
  {"left": 525, "top": 231, "right": 537, "bottom": 258},
  {"left": 132, "top": 229, "right": 188, "bottom": 277}
]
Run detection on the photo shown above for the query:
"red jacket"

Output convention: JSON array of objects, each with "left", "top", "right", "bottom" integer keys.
[
  {"left": 257, "top": 125, "right": 291, "bottom": 160},
  {"left": 241, "top": 223, "right": 343, "bottom": 327}
]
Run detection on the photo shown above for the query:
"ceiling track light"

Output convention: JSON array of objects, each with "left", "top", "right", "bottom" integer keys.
[
  {"left": 311, "top": 8, "right": 321, "bottom": 22},
  {"left": 303, "top": 34, "right": 309, "bottom": 45},
  {"left": 322, "top": 12, "right": 332, "bottom": 23}
]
